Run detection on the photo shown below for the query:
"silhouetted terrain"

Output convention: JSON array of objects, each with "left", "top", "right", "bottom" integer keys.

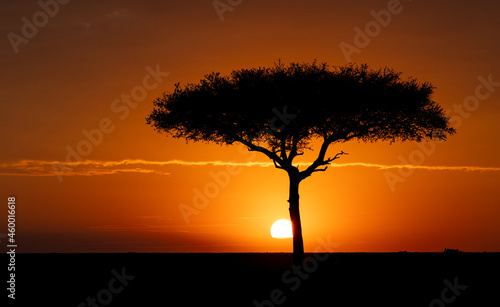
[{"left": 3, "top": 252, "right": 499, "bottom": 306}]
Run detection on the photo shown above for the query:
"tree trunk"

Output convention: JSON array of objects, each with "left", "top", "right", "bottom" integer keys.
[{"left": 288, "top": 171, "right": 304, "bottom": 266}]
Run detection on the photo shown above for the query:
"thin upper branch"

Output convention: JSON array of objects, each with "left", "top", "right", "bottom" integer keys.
[{"left": 325, "top": 151, "right": 348, "bottom": 163}]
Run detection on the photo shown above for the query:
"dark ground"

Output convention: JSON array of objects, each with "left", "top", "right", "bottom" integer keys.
[{"left": 2, "top": 252, "right": 499, "bottom": 306}]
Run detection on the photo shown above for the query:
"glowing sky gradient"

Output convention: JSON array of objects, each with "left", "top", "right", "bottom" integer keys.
[{"left": 1, "top": 0, "right": 499, "bottom": 253}]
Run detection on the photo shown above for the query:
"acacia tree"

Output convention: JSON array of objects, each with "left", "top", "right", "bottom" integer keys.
[{"left": 146, "top": 62, "right": 455, "bottom": 265}]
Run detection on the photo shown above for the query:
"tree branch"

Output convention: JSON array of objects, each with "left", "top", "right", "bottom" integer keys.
[
  {"left": 287, "top": 135, "right": 300, "bottom": 162},
  {"left": 279, "top": 136, "right": 288, "bottom": 162},
  {"left": 236, "top": 136, "right": 284, "bottom": 167},
  {"left": 299, "top": 136, "right": 347, "bottom": 180},
  {"left": 325, "top": 151, "right": 348, "bottom": 163},
  {"left": 312, "top": 166, "right": 328, "bottom": 172}
]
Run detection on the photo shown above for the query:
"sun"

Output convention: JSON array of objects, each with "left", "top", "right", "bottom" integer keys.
[{"left": 270, "top": 219, "right": 293, "bottom": 239}]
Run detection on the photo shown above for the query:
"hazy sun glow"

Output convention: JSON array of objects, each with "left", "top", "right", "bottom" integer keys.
[{"left": 271, "top": 219, "right": 293, "bottom": 239}]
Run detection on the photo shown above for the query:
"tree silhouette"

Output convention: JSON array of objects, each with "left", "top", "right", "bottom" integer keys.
[{"left": 146, "top": 61, "right": 455, "bottom": 265}]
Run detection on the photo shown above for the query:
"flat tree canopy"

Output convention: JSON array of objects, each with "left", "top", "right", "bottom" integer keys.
[{"left": 147, "top": 62, "right": 455, "bottom": 168}]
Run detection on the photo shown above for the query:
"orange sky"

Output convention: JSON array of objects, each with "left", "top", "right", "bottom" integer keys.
[{"left": 1, "top": 0, "right": 499, "bottom": 253}]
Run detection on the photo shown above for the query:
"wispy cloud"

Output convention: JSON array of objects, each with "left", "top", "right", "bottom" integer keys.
[
  {"left": 0, "top": 159, "right": 171, "bottom": 177},
  {"left": 327, "top": 162, "right": 500, "bottom": 172},
  {"left": 0, "top": 159, "right": 499, "bottom": 178}
]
